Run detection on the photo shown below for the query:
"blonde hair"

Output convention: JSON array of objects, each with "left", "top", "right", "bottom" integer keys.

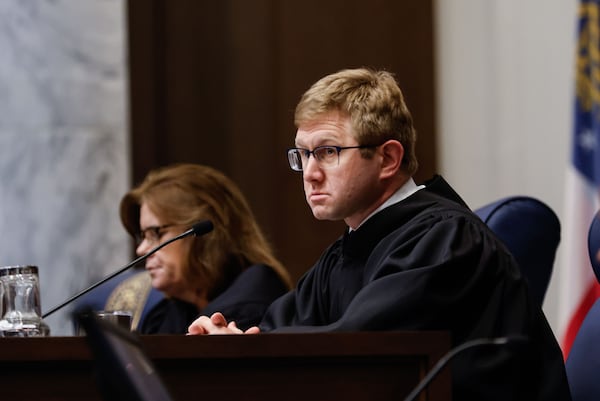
[
  {"left": 294, "top": 68, "right": 418, "bottom": 175},
  {"left": 120, "top": 164, "right": 292, "bottom": 299}
]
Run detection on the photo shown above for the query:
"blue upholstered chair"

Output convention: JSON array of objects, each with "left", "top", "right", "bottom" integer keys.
[
  {"left": 474, "top": 196, "right": 561, "bottom": 305},
  {"left": 565, "top": 210, "right": 600, "bottom": 401}
]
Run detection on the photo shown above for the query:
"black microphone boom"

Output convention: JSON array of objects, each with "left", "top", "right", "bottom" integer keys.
[
  {"left": 42, "top": 220, "right": 214, "bottom": 319},
  {"left": 403, "top": 336, "right": 528, "bottom": 401}
]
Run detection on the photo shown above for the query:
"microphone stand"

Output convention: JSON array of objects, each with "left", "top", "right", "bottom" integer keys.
[
  {"left": 402, "top": 336, "right": 528, "bottom": 401},
  {"left": 42, "top": 223, "right": 210, "bottom": 319}
]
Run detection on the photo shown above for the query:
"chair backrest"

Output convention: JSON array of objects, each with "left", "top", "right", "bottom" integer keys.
[
  {"left": 587, "top": 211, "right": 600, "bottom": 283},
  {"left": 73, "top": 269, "right": 163, "bottom": 333},
  {"left": 474, "top": 196, "right": 561, "bottom": 305},
  {"left": 565, "top": 210, "right": 600, "bottom": 401}
]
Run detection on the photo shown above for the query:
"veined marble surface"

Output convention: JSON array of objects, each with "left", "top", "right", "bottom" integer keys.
[{"left": 0, "top": 0, "right": 131, "bottom": 335}]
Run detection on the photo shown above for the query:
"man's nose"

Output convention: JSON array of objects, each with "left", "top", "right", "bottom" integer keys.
[{"left": 302, "top": 155, "right": 323, "bottom": 179}]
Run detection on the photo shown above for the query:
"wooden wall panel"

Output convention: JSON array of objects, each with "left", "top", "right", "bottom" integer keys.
[{"left": 127, "top": 0, "right": 436, "bottom": 281}]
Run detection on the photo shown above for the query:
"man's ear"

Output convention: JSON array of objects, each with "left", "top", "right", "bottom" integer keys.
[{"left": 379, "top": 140, "right": 404, "bottom": 179}]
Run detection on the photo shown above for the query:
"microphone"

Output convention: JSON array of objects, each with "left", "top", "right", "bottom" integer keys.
[
  {"left": 403, "top": 335, "right": 528, "bottom": 401},
  {"left": 42, "top": 220, "right": 214, "bottom": 319}
]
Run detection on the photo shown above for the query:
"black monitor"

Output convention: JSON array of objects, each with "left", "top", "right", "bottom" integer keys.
[{"left": 76, "top": 309, "right": 174, "bottom": 401}]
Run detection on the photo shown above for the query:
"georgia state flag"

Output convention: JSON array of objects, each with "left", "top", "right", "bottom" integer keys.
[{"left": 558, "top": 0, "right": 600, "bottom": 358}]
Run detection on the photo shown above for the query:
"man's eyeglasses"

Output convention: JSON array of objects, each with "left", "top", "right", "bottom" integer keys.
[
  {"left": 287, "top": 145, "right": 379, "bottom": 172},
  {"left": 135, "top": 224, "right": 176, "bottom": 245}
]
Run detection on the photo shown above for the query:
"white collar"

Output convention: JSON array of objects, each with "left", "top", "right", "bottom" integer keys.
[{"left": 350, "top": 178, "right": 424, "bottom": 231}]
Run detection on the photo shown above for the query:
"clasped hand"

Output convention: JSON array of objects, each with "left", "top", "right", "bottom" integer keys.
[{"left": 187, "top": 312, "right": 261, "bottom": 335}]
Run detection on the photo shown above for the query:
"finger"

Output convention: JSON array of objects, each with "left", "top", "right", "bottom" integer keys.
[
  {"left": 244, "top": 326, "right": 261, "bottom": 334},
  {"left": 187, "top": 323, "right": 207, "bottom": 335},
  {"left": 187, "top": 315, "right": 212, "bottom": 335},
  {"left": 225, "top": 321, "right": 246, "bottom": 334},
  {"left": 187, "top": 325, "right": 207, "bottom": 335},
  {"left": 210, "top": 312, "right": 228, "bottom": 327}
]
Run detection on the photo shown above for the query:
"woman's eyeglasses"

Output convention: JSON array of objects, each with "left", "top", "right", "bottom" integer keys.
[{"left": 135, "top": 224, "right": 176, "bottom": 245}]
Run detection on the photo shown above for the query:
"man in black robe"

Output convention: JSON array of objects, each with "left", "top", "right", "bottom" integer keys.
[{"left": 188, "top": 68, "right": 571, "bottom": 401}]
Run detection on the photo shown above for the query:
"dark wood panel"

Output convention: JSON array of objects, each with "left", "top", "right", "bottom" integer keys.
[
  {"left": 271, "top": 0, "right": 437, "bottom": 270},
  {"left": 0, "top": 332, "right": 450, "bottom": 401},
  {"left": 127, "top": 0, "right": 436, "bottom": 281}
]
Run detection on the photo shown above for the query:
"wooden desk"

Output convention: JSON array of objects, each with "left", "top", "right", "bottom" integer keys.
[{"left": 0, "top": 331, "right": 451, "bottom": 401}]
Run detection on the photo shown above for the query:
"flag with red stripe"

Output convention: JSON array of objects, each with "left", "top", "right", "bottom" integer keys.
[{"left": 558, "top": 0, "right": 600, "bottom": 358}]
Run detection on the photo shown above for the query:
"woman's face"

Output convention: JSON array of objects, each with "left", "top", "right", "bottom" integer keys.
[{"left": 136, "top": 202, "right": 190, "bottom": 298}]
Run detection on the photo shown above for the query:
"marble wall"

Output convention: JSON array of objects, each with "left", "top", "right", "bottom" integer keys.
[{"left": 0, "top": 1, "right": 130, "bottom": 335}]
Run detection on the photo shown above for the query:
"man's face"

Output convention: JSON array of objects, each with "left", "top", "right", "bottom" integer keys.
[{"left": 295, "top": 111, "right": 383, "bottom": 229}]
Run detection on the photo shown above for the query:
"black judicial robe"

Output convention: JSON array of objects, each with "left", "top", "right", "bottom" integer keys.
[
  {"left": 141, "top": 264, "right": 288, "bottom": 334},
  {"left": 259, "top": 177, "right": 571, "bottom": 401}
]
